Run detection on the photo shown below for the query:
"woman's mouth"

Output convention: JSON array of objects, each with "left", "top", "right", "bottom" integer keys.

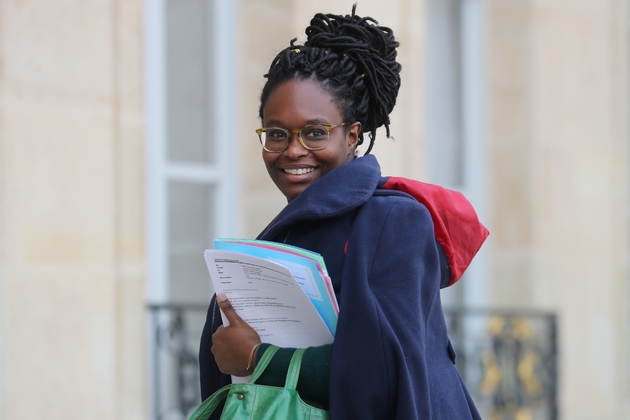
[{"left": 283, "top": 167, "right": 315, "bottom": 175}]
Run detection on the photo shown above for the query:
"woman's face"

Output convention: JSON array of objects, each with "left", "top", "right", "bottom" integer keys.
[{"left": 261, "top": 79, "right": 360, "bottom": 202}]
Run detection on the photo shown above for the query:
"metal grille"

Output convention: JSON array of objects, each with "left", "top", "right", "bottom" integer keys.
[
  {"left": 148, "top": 303, "right": 208, "bottom": 420},
  {"left": 445, "top": 308, "right": 558, "bottom": 420}
]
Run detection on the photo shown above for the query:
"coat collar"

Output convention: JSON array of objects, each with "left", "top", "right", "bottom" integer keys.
[{"left": 257, "top": 155, "right": 381, "bottom": 240}]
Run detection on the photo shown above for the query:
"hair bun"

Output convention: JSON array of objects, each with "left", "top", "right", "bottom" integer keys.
[
  {"left": 303, "top": 5, "right": 401, "bottom": 152},
  {"left": 305, "top": 6, "right": 398, "bottom": 63}
]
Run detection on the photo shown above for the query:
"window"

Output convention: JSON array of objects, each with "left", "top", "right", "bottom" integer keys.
[
  {"left": 144, "top": 0, "right": 238, "bottom": 417},
  {"left": 147, "top": 0, "right": 239, "bottom": 304}
]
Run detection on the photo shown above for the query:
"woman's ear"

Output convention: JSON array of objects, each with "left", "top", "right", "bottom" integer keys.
[{"left": 347, "top": 121, "right": 362, "bottom": 152}]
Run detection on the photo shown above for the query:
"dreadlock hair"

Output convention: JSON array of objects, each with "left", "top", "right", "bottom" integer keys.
[{"left": 259, "top": 4, "right": 402, "bottom": 155}]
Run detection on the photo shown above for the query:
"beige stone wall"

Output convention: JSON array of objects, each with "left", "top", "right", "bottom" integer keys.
[
  {"left": 1, "top": 0, "right": 627, "bottom": 418},
  {"left": 487, "top": 0, "right": 630, "bottom": 418},
  {"left": 0, "top": 1, "right": 146, "bottom": 419}
]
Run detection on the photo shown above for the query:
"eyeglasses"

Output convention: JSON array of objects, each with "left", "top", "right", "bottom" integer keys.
[{"left": 256, "top": 123, "right": 349, "bottom": 153}]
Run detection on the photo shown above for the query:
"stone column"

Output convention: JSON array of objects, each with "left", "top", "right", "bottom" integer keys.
[{"left": 0, "top": 1, "right": 145, "bottom": 418}]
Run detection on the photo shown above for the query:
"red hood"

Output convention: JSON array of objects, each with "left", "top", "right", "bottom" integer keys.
[{"left": 382, "top": 177, "right": 489, "bottom": 286}]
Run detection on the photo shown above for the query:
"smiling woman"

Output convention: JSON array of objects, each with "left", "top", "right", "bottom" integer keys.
[
  {"left": 260, "top": 79, "right": 360, "bottom": 202},
  {"left": 198, "top": 5, "right": 488, "bottom": 420}
]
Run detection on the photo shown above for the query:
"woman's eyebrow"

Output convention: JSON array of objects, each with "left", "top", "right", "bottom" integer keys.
[
  {"left": 264, "top": 118, "right": 331, "bottom": 127},
  {"left": 263, "top": 119, "right": 284, "bottom": 127}
]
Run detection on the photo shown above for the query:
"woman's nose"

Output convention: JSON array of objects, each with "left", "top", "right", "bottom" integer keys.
[{"left": 283, "top": 132, "right": 308, "bottom": 158}]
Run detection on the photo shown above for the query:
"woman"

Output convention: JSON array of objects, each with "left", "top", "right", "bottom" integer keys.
[{"left": 199, "top": 7, "right": 488, "bottom": 419}]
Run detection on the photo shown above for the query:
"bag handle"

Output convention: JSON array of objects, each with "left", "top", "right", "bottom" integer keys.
[
  {"left": 188, "top": 384, "right": 230, "bottom": 419},
  {"left": 248, "top": 345, "right": 280, "bottom": 383},
  {"left": 189, "top": 346, "right": 281, "bottom": 420},
  {"left": 250, "top": 345, "right": 305, "bottom": 390},
  {"left": 284, "top": 348, "right": 305, "bottom": 390}
]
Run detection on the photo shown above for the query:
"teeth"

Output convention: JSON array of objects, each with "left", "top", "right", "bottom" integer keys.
[{"left": 284, "top": 168, "right": 315, "bottom": 175}]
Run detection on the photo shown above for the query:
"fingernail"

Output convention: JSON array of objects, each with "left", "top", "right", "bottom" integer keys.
[{"left": 217, "top": 293, "right": 228, "bottom": 302}]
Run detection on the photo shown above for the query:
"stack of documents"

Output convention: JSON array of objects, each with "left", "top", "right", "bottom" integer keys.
[{"left": 204, "top": 239, "right": 339, "bottom": 351}]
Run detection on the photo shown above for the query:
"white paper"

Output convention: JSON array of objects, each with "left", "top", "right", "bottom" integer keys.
[{"left": 204, "top": 249, "right": 334, "bottom": 348}]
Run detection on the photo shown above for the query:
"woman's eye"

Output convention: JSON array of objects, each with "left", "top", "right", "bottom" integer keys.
[
  {"left": 304, "top": 128, "right": 327, "bottom": 139},
  {"left": 267, "top": 129, "right": 287, "bottom": 139}
]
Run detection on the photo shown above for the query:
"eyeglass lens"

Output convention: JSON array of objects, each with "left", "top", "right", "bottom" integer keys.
[{"left": 262, "top": 125, "right": 330, "bottom": 151}]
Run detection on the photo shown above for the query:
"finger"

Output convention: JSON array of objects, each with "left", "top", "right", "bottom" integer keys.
[{"left": 216, "top": 293, "right": 244, "bottom": 326}]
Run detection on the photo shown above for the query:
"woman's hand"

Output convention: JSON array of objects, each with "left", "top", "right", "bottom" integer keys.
[{"left": 211, "top": 293, "right": 262, "bottom": 376}]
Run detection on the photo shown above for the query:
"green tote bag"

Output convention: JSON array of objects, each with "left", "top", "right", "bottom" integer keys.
[{"left": 189, "top": 345, "right": 329, "bottom": 420}]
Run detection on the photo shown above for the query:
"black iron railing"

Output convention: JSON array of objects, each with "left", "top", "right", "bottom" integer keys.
[
  {"left": 148, "top": 303, "right": 208, "bottom": 420},
  {"left": 445, "top": 308, "right": 558, "bottom": 420},
  {"left": 148, "top": 304, "right": 558, "bottom": 420}
]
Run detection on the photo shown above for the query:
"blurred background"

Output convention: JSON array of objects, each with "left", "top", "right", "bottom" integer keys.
[{"left": 0, "top": 0, "right": 628, "bottom": 419}]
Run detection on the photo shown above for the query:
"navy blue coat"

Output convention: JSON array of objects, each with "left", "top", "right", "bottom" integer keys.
[{"left": 199, "top": 155, "right": 487, "bottom": 419}]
